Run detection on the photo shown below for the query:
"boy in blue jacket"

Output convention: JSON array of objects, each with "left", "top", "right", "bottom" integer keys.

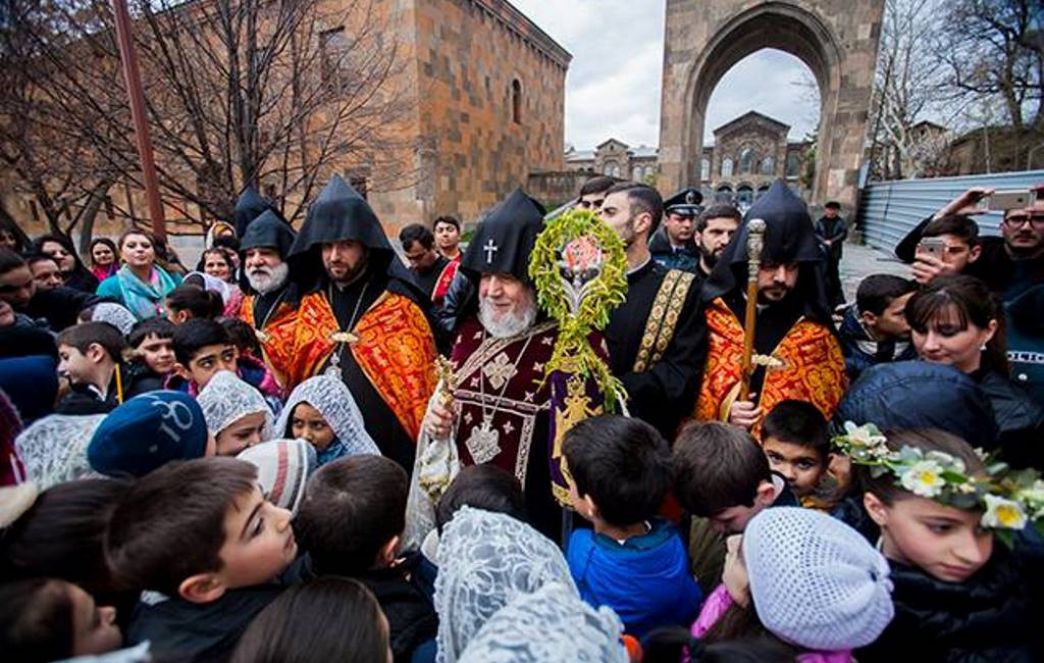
[{"left": 564, "top": 415, "right": 702, "bottom": 637}]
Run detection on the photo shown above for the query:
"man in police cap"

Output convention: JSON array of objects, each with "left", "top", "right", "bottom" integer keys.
[{"left": 649, "top": 187, "right": 703, "bottom": 273}]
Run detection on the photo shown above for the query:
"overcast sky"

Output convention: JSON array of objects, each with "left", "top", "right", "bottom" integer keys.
[{"left": 509, "top": 0, "right": 821, "bottom": 150}]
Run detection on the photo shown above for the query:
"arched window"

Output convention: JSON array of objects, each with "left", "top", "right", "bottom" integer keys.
[
  {"left": 610, "top": 164, "right": 621, "bottom": 177},
  {"left": 739, "top": 148, "right": 756, "bottom": 174},
  {"left": 700, "top": 158, "right": 711, "bottom": 181},
  {"left": 786, "top": 152, "right": 801, "bottom": 177},
  {"left": 737, "top": 185, "right": 754, "bottom": 206},
  {"left": 632, "top": 165, "right": 642, "bottom": 180},
  {"left": 760, "top": 156, "right": 775, "bottom": 176},
  {"left": 721, "top": 157, "right": 733, "bottom": 178},
  {"left": 604, "top": 161, "right": 620, "bottom": 177},
  {"left": 511, "top": 79, "right": 522, "bottom": 124},
  {"left": 715, "top": 184, "right": 733, "bottom": 203}
]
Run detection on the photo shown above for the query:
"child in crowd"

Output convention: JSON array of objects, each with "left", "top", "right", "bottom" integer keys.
[
  {"left": 760, "top": 399, "right": 838, "bottom": 509},
  {"left": 79, "top": 302, "right": 138, "bottom": 336},
  {"left": 221, "top": 317, "right": 264, "bottom": 364},
  {"left": 836, "top": 274, "right": 917, "bottom": 381},
  {"left": 274, "top": 375, "right": 378, "bottom": 465},
  {"left": 672, "top": 421, "right": 798, "bottom": 595},
  {"left": 0, "top": 578, "right": 126, "bottom": 662},
  {"left": 105, "top": 457, "right": 296, "bottom": 662},
  {"left": 169, "top": 318, "right": 282, "bottom": 407},
  {"left": 197, "top": 370, "right": 273, "bottom": 456},
  {"left": 237, "top": 438, "right": 317, "bottom": 515},
  {"left": 563, "top": 415, "right": 702, "bottom": 637},
  {"left": 55, "top": 321, "right": 127, "bottom": 415},
  {"left": 647, "top": 507, "right": 893, "bottom": 661},
  {"left": 836, "top": 426, "right": 1044, "bottom": 660},
  {"left": 1, "top": 478, "right": 134, "bottom": 611},
  {"left": 165, "top": 284, "right": 225, "bottom": 323},
  {"left": 87, "top": 391, "right": 214, "bottom": 478},
  {"left": 231, "top": 577, "right": 392, "bottom": 663},
  {"left": 126, "top": 317, "right": 177, "bottom": 394},
  {"left": 295, "top": 455, "right": 438, "bottom": 663}
]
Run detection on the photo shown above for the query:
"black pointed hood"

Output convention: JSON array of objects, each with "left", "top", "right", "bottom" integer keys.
[
  {"left": 702, "top": 179, "right": 831, "bottom": 324},
  {"left": 460, "top": 187, "right": 545, "bottom": 284},
  {"left": 233, "top": 185, "right": 279, "bottom": 237},
  {"left": 289, "top": 175, "right": 392, "bottom": 257},
  {"left": 239, "top": 210, "right": 296, "bottom": 258}
]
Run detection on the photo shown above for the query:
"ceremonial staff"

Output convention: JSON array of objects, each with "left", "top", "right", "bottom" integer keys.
[{"left": 739, "top": 218, "right": 766, "bottom": 401}]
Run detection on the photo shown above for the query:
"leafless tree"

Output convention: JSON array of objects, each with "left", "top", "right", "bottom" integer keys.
[{"left": 1, "top": 0, "right": 417, "bottom": 244}]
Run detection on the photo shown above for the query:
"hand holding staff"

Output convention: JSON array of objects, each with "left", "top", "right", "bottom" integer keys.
[{"left": 739, "top": 218, "right": 766, "bottom": 401}]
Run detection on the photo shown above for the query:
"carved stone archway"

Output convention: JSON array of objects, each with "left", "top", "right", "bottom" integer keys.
[{"left": 659, "top": 0, "right": 884, "bottom": 214}]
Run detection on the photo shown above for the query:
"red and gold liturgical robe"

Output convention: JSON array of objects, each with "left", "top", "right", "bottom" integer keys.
[
  {"left": 289, "top": 290, "right": 438, "bottom": 441},
  {"left": 239, "top": 294, "right": 297, "bottom": 390},
  {"left": 696, "top": 297, "right": 847, "bottom": 434}
]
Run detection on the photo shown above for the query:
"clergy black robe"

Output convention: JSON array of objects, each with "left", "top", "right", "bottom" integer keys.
[{"left": 605, "top": 259, "right": 705, "bottom": 441}]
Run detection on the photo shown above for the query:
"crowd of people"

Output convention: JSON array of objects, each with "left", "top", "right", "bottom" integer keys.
[{"left": 0, "top": 172, "right": 1042, "bottom": 662}]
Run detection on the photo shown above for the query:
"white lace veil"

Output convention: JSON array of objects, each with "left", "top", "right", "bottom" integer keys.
[
  {"left": 273, "top": 375, "right": 378, "bottom": 456},
  {"left": 89, "top": 303, "right": 137, "bottom": 336},
  {"left": 434, "top": 507, "right": 576, "bottom": 663},
  {"left": 196, "top": 370, "right": 273, "bottom": 438},
  {"left": 15, "top": 414, "right": 106, "bottom": 489},
  {"left": 458, "top": 582, "right": 627, "bottom": 662}
]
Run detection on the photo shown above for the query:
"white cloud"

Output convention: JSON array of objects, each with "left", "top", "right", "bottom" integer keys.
[{"left": 509, "top": 1, "right": 821, "bottom": 150}]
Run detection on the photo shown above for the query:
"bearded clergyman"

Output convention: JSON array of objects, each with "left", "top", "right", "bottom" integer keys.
[{"left": 237, "top": 209, "right": 298, "bottom": 390}]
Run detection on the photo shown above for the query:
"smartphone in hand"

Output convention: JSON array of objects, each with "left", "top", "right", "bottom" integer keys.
[
  {"left": 917, "top": 237, "right": 945, "bottom": 261},
  {"left": 984, "top": 190, "right": 1032, "bottom": 211}
]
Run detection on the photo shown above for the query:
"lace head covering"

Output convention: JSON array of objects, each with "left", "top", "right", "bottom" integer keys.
[
  {"left": 196, "top": 370, "right": 273, "bottom": 439},
  {"left": 274, "top": 375, "right": 378, "bottom": 456},
  {"left": 458, "top": 582, "right": 627, "bottom": 662},
  {"left": 434, "top": 507, "right": 576, "bottom": 662},
  {"left": 88, "top": 303, "right": 137, "bottom": 336},
  {"left": 15, "top": 414, "right": 106, "bottom": 489}
]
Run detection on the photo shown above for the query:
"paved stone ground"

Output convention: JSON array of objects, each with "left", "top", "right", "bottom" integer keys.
[{"left": 839, "top": 241, "right": 910, "bottom": 303}]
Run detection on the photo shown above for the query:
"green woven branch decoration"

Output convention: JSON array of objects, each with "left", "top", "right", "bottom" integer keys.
[{"left": 529, "top": 208, "right": 629, "bottom": 410}]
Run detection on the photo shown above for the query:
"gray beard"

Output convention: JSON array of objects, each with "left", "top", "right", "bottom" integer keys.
[
  {"left": 478, "top": 296, "right": 537, "bottom": 339},
  {"left": 247, "top": 262, "right": 289, "bottom": 294}
]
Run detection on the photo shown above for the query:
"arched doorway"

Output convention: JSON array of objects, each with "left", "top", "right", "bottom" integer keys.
[{"left": 659, "top": 0, "right": 884, "bottom": 214}]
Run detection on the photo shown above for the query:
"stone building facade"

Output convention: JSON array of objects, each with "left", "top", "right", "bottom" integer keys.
[
  {"left": 700, "top": 111, "right": 810, "bottom": 207},
  {"left": 564, "top": 139, "right": 659, "bottom": 182},
  {"left": 2, "top": 0, "right": 569, "bottom": 240}
]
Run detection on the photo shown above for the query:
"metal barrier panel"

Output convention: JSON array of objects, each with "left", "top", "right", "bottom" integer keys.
[{"left": 859, "top": 170, "right": 1044, "bottom": 255}]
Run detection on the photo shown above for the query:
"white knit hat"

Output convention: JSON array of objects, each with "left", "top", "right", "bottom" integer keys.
[
  {"left": 237, "top": 439, "right": 316, "bottom": 515},
  {"left": 744, "top": 507, "right": 894, "bottom": 651}
]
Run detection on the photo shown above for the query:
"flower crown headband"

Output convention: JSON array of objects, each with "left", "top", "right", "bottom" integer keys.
[{"left": 833, "top": 422, "right": 1044, "bottom": 539}]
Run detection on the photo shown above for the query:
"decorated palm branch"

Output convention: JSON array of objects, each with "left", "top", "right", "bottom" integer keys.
[{"left": 530, "top": 207, "right": 629, "bottom": 504}]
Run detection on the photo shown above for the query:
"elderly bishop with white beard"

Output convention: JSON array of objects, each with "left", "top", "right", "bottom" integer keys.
[
  {"left": 237, "top": 209, "right": 299, "bottom": 390},
  {"left": 413, "top": 188, "right": 609, "bottom": 541}
]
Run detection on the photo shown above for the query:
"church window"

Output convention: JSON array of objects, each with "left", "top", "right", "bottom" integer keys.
[
  {"left": 760, "top": 156, "right": 775, "bottom": 176},
  {"left": 786, "top": 152, "right": 801, "bottom": 177},
  {"left": 511, "top": 79, "right": 522, "bottom": 124},
  {"left": 320, "top": 27, "right": 351, "bottom": 85},
  {"left": 632, "top": 165, "right": 642, "bottom": 180},
  {"left": 739, "top": 148, "right": 756, "bottom": 174},
  {"left": 721, "top": 157, "right": 733, "bottom": 178},
  {"left": 700, "top": 158, "right": 710, "bottom": 181}
]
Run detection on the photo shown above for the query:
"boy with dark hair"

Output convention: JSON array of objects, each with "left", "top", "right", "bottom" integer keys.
[
  {"left": 912, "top": 214, "right": 981, "bottom": 284},
  {"left": 54, "top": 322, "right": 127, "bottom": 414},
  {"left": 836, "top": 273, "right": 918, "bottom": 380},
  {"left": 169, "top": 318, "right": 282, "bottom": 405},
  {"left": 672, "top": 421, "right": 797, "bottom": 595},
  {"left": 760, "top": 399, "right": 836, "bottom": 507},
  {"left": 575, "top": 175, "right": 620, "bottom": 211},
  {"left": 296, "top": 455, "right": 437, "bottom": 662},
  {"left": 564, "top": 415, "right": 702, "bottom": 637},
  {"left": 126, "top": 317, "right": 176, "bottom": 394},
  {"left": 105, "top": 457, "right": 295, "bottom": 661},
  {"left": 434, "top": 463, "right": 526, "bottom": 534}
]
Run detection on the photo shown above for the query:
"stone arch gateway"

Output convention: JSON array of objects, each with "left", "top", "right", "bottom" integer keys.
[{"left": 658, "top": 0, "right": 884, "bottom": 213}]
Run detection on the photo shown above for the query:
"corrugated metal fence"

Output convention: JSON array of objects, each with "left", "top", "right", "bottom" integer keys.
[{"left": 859, "top": 170, "right": 1044, "bottom": 253}]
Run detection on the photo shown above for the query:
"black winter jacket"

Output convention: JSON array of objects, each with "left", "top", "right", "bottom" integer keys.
[{"left": 857, "top": 542, "right": 1044, "bottom": 662}]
